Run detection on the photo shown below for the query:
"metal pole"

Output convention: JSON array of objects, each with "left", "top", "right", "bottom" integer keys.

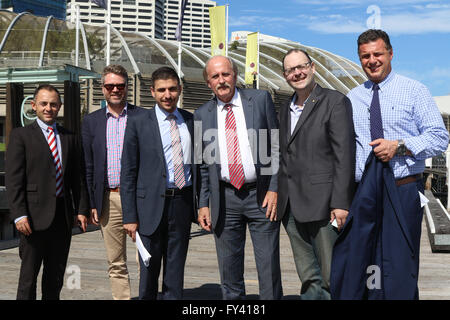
[
  {"left": 75, "top": 4, "right": 80, "bottom": 67},
  {"left": 225, "top": 4, "right": 228, "bottom": 57},
  {"left": 106, "top": 0, "right": 111, "bottom": 66}
]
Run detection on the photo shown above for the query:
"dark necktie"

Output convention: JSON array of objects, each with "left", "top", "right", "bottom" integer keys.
[{"left": 370, "top": 84, "right": 384, "bottom": 141}]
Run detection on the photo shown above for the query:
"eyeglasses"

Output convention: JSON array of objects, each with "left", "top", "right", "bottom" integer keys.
[
  {"left": 103, "top": 83, "right": 126, "bottom": 91},
  {"left": 283, "top": 62, "right": 312, "bottom": 76}
]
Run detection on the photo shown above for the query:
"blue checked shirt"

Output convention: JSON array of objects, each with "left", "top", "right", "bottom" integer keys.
[{"left": 348, "top": 71, "right": 449, "bottom": 182}]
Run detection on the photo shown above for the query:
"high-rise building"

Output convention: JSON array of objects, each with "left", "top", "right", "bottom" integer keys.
[
  {"left": 67, "top": 0, "right": 165, "bottom": 40},
  {"left": 164, "top": 0, "right": 215, "bottom": 48},
  {"left": 66, "top": 0, "right": 216, "bottom": 48}
]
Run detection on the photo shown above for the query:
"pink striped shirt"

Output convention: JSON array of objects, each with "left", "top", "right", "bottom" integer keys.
[{"left": 106, "top": 104, "right": 128, "bottom": 188}]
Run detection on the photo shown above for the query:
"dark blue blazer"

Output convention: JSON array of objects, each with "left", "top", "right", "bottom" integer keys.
[
  {"left": 120, "top": 107, "right": 197, "bottom": 236},
  {"left": 331, "top": 152, "right": 419, "bottom": 300},
  {"left": 81, "top": 104, "right": 143, "bottom": 217}
]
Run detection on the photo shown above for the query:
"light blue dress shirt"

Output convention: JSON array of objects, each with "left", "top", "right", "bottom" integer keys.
[
  {"left": 348, "top": 71, "right": 449, "bottom": 182},
  {"left": 155, "top": 105, "right": 192, "bottom": 189}
]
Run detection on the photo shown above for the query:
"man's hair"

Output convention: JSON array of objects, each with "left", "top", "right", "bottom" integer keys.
[
  {"left": 282, "top": 49, "right": 313, "bottom": 71},
  {"left": 203, "top": 56, "right": 239, "bottom": 82},
  {"left": 33, "top": 84, "right": 62, "bottom": 104},
  {"left": 357, "top": 29, "right": 392, "bottom": 52},
  {"left": 151, "top": 66, "right": 181, "bottom": 87},
  {"left": 101, "top": 64, "right": 128, "bottom": 84}
]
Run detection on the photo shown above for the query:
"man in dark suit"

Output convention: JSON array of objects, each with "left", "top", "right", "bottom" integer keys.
[
  {"left": 194, "top": 55, "right": 282, "bottom": 300},
  {"left": 81, "top": 64, "right": 141, "bottom": 300},
  {"left": 121, "top": 66, "right": 196, "bottom": 300},
  {"left": 277, "top": 49, "right": 355, "bottom": 299},
  {"left": 6, "top": 84, "right": 89, "bottom": 300}
]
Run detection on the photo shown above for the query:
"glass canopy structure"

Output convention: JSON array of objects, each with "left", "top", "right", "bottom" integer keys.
[{"left": 0, "top": 9, "right": 366, "bottom": 113}]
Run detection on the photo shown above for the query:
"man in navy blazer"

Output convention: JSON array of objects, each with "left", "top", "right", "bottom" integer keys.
[
  {"left": 194, "top": 55, "right": 282, "bottom": 300},
  {"left": 121, "top": 67, "right": 196, "bottom": 300},
  {"left": 81, "top": 65, "right": 143, "bottom": 300}
]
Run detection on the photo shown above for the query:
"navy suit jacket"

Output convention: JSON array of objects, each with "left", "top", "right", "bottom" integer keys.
[
  {"left": 81, "top": 104, "right": 142, "bottom": 217},
  {"left": 120, "top": 107, "right": 197, "bottom": 236},
  {"left": 330, "top": 152, "right": 419, "bottom": 300},
  {"left": 193, "top": 88, "right": 279, "bottom": 232}
]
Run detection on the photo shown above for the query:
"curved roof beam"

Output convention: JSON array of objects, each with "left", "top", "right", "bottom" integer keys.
[
  {"left": 313, "top": 46, "right": 367, "bottom": 80},
  {"left": 78, "top": 21, "right": 92, "bottom": 70},
  {"left": 280, "top": 42, "right": 351, "bottom": 92},
  {"left": 158, "top": 39, "right": 206, "bottom": 68},
  {"left": 39, "top": 15, "right": 53, "bottom": 67},
  {"left": 110, "top": 27, "right": 141, "bottom": 76},
  {"left": 260, "top": 42, "right": 335, "bottom": 90},
  {"left": 136, "top": 32, "right": 183, "bottom": 78},
  {"left": 0, "top": 12, "right": 30, "bottom": 54},
  {"left": 236, "top": 45, "right": 336, "bottom": 88},
  {"left": 227, "top": 53, "right": 280, "bottom": 90},
  {"left": 228, "top": 51, "right": 286, "bottom": 83}
]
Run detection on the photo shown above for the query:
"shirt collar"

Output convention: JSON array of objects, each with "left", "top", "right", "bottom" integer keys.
[
  {"left": 368, "top": 70, "right": 395, "bottom": 91},
  {"left": 36, "top": 117, "right": 57, "bottom": 132},
  {"left": 106, "top": 102, "right": 128, "bottom": 118},
  {"left": 155, "top": 104, "right": 181, "bottom": 121},
  {"left": 217, "top": 88, "right": 242, "bottom": 112}
]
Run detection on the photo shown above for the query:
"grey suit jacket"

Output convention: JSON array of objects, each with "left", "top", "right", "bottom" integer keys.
[
  {"left": 194, "top": 88, "right": 279, "bottom": 232},
  {"left": 277, "top": 84, "right": 356, "bottom": 223}
]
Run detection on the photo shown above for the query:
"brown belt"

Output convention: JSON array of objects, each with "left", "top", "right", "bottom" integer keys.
[
  {"left": 107, "top": 187, "right": 120, "bottom": 192},
  {"left": 395, "top": 174, "right": 422, "bottom": 186}
]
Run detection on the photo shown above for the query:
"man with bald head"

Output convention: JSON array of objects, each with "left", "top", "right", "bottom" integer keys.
[{"left": 194, "top": 55, "right": 282, "bottom": 300}]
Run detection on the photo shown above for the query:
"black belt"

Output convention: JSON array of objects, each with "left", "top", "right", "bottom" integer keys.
[
  {"left": 220, "top": 181, "right": 257, "bottom": 191},
  {"left": 165, "top": 185, "right": 192, "bottom": 197}
]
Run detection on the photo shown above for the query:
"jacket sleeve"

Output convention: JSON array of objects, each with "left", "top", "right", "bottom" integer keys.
[
  {"left": 329, "top": 95, "right": 356, "bottom": 210},
  {"left": 264, "top": 90, "right": 279, "bottom": 192},
  {"left": 120, "top": 116, "right": 139, "bottom": 224},
  {"left": 81, "top": 116, "right": 96, "bottom": 210},
  {"left": 5, "top": 129, "right": 28, "bottom": 222}
]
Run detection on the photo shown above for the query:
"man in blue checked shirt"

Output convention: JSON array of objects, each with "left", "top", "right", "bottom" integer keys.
[{"left": 346, "top": 29, "right": 448, "bottom": 298}]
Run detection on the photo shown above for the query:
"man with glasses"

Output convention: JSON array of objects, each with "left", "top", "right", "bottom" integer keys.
[
  {"left": 277, "top": 49, "right": 355, "bottom": 299},
  {"left": 82, "top": 64, "right": 143, "bottom": 300}
]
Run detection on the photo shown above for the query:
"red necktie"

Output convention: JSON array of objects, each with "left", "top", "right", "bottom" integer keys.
[
  {"left": 224, "top": 104, "right": 245, "bottom": 190},
  {"left": 47, "top": 126, "right": 63, "bottom": 197}
]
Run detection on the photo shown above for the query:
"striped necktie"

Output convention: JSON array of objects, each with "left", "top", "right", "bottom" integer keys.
[
  {"left": 224, "top": 104, "right": 245, "bottom": 190},
  {"left": 47, "top": 126, "right": 63, "bottom": 197},
  {"left": 168, "top": 114, "right": 186, "bottom": 189}
]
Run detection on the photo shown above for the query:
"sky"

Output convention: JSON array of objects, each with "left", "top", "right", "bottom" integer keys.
[{"left": 214, "top": 0, "right": 450, "bottom": 97}]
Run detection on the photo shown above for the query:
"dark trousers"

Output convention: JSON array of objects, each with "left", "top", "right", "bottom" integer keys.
[
  {"left": 138, "top": 187, "right": 193, "bottom": 300},
  {"left": 282, "top": 208, "right": 338, "bottom": 300},
  {"left": 214, "top": 184, "right": 283, "bottom": 300},
  {"left": 16, "top": 198, "right": 71, "bottom": 300}
]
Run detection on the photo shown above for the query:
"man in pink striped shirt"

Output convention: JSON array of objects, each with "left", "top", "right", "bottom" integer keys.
[{"left": 82, "top": 65, "right": 143, "bottom": 300}]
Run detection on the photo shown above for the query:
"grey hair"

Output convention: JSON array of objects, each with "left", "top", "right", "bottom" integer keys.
[{"left": 203, "top": 55, "right": 239, "bottom": 82}]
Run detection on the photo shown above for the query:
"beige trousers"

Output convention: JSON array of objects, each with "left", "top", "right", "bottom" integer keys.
[{"left": 100, "top": 191, "right": 131, "bottom": 300}]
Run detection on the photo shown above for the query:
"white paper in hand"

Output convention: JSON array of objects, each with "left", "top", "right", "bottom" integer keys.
[
  {"left": 419, "top": 191, "right": 429, "bottom": 208},
  {"left": 135, "top": 231, "right": 151, "bottom": 267}
]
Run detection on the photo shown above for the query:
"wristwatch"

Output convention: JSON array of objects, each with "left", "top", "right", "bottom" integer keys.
[{"left": 396, "top": 139, "right": 407, "bottom": 156}]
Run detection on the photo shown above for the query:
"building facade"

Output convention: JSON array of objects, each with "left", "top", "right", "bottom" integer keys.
[
  {"left": 67, "top": 0, "right": 215, "bottom": 48},
  {"left": 67, "top": 0, "right": 165, "bottom": 39}
]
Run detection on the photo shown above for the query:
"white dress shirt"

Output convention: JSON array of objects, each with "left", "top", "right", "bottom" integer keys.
[{"left": 217, "top": 89, "right": 257, "bottom": 183}]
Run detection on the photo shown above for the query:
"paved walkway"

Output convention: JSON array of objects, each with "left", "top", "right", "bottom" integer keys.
[{"left": 0, "top": 221, "right": 449, "bottom": 300}]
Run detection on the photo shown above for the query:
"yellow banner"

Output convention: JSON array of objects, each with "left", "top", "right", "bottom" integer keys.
[
  {"left": 245, "top": 32, "right": 258, "bottom": 85},
  {"left": 209, "top": 6, "right": 226, "bottom": 56}
]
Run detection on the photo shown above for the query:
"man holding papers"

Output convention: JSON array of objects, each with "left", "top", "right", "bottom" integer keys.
[{"left": 121, "top": 67, "right": 196, "bottom": 300}]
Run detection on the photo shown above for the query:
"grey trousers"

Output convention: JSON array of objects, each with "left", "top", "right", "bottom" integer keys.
[
  {"left": 214, "top": 185, "right": 283, "bottom": 300},
  {"left": 282, "top": 210, "right": 338, "bottom": 300}
]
